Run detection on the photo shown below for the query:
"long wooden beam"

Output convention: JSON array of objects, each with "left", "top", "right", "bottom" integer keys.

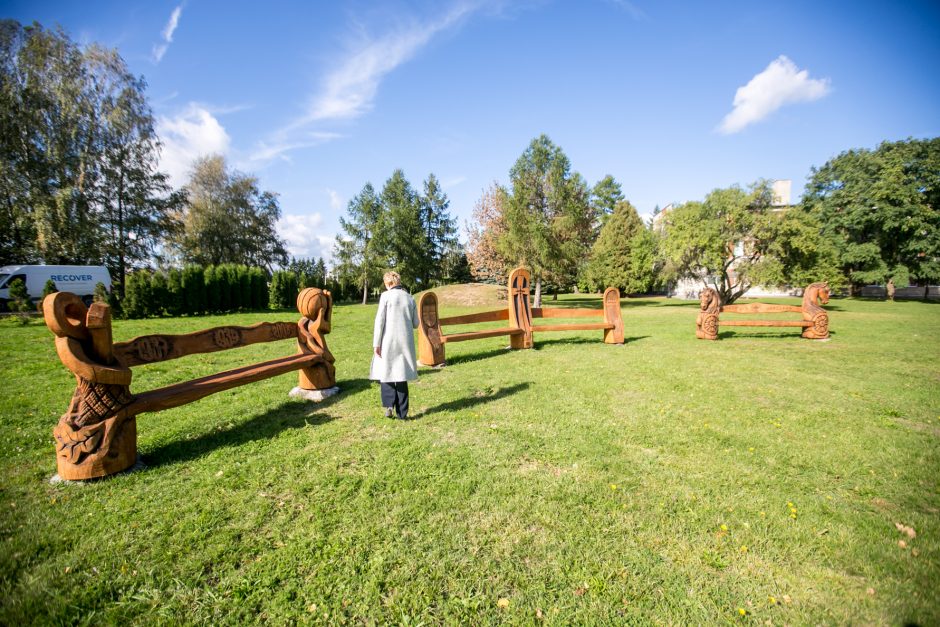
[
  {"left": 720, "top": 320, "right": 811, "bottom": 327},
  {"left": 439, "top": 309, "right": 508, "bottom": 326},
  {"left": 532, "top": 322, "right": 612, "bottom": 332},
  {"left": 531, "top": 308, "right": 603, "bottom": 319},
  {"left": 129, "top": 352, "right": 322, "bottom": 415},
  {"left": 443, "top": 327, "right": 523, "bottom": 343},
  {"left": 721, "top": 303, "right": 802, "bottom": 314},
  {"left": 114, "top": 321, "right": 298, "bottom": 366}
]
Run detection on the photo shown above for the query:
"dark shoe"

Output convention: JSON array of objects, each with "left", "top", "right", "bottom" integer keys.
[{"left": 383, "top": 407, "right": 394, "bottom": 418}]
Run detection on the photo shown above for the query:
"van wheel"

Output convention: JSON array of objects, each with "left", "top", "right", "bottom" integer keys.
[{"left": 82, "top": 295, "right": 94, "bottom": 307}]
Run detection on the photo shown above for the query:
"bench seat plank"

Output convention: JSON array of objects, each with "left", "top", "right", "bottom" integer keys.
[
  {"left": 721, "top": 303, "right": 802, "bottom": 314},
  {"left": 531, "top": 308, "right": 603, "bottom": 319},
  {"left": 439, "top": 309, "right": 509, "bottom": 325},
  {"left": 532, "top": 322, "right": 612, "bottom": 332},
  {"left": 720, "top": 320, "right": 811, "bottom": 327},
  {"left": 130, "top": 352, "right": 322, "bottom": 414},
  {"left": 443, "top": 327, "right": 523, "bottom": 342}
]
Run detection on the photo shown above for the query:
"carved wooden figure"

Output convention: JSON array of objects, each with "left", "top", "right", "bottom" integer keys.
[
  {"left": 44, "top": 289, "right": 336, "bottom": 480},
  {"left": 415, "top": 267, "right": 625, "bottom": 366},
  {"left": 695, "top": 282, "right": 831, "bottom": 340},
  {"left": 507, "top": 267, "right": 533, "bottom": 349}
]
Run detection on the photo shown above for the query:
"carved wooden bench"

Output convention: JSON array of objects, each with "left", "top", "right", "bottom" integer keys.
[
  {"left": 43, "top": 288, "right": 337, "bottom": 480},
  {"left": 418, "top": 267, "right": 624, "bottom": 366},
  {"left": 695, "top": 282, "right": 830, "bottom": 340}
]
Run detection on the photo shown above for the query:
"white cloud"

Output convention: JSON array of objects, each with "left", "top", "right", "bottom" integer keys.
[
  {"left": 152, "top": 5, "right": 183, "bottom": 63},
  {"left": 156, "top": 103, "right": 230, "bottom": 187},
  {"left": 303, "top": 3, "right": 476, "bottom": 123},
  {"left": 278, "top": 213, "right": 335, "bottom": 261},
  {"left": 248, "top": 132, "right": 344, "bottom": 164},
  {"left": 327, "top": 189, "right": 343, "bottom": 211},
  {"left": 718, "top": 55, "right": 830, "bottom": 134},
  {"left": 441, "top": 176, "right": 466, "bottom": 189}
]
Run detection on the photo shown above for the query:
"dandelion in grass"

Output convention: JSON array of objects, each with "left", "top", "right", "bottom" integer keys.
[
  {"left": 497, "top": 598, "right": 510, "bottom": 609},
  {"left": 738, "top": 607, "right": 747, "bottom": 616},
  {"left": 740, "top": 545, "right": 748, "bottom": 553},
  {"left": 768, "top": 596, "right": 777, "bottom": 604},
  {"left": 720, "top": 524, "right": 728, "bottom": 531}
]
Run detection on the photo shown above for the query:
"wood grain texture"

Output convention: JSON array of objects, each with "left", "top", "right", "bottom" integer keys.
[
  {"left": 439, "top": 309, "right": 509, "bottom": 325},
  {"left": 417, "top": 291, "right": 446, "bottom": 366},
  {"left": 695, "top": 283, "right": 831, "bottom": 340},
  {"left": 44, "top": 289, "right": 338, "bottom": 480},
  {"left": 531, "top": 308, "right": 603, "bottom": 318},
  {"left": 531, "top": 323, "right": 611, "bottom": 332},
  {"left": 603, "top": 287, "right": 625, "bottom": 344},
  {"left": 444, "top": 327, "right": 523, "bottom": 342},
  {"left": 113, "top": 322, "right": 298, "bottom": 367},
  {"left": 508, "top": 267, "right": 534, "bottom": 349}
]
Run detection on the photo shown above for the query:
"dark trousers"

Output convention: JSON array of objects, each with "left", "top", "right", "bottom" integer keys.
[{"left": 380, "top": 381, "right": 409, "bottom": 419}]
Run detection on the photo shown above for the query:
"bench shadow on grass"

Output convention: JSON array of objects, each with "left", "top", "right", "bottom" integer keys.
[
  {"left": 444, "top": 335, "right": 650, "bottom": 366},
  {"left": 142, "top": 377, "right": 378, "bottom": 469},
  {"left": 717, "top": 330, "right": 838, "bottom": 340},
  {"left": 410, "top": 381, "right": 531, "bottom": 419}
]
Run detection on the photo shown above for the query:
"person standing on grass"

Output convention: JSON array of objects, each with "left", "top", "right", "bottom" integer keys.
[{"left": 370, "top": 270, "right": 419, "bottom": 419}]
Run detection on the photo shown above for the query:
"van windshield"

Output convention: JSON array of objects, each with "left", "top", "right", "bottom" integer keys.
[{"left": 0, "top": 274, "right": 9, "bottom": 288}]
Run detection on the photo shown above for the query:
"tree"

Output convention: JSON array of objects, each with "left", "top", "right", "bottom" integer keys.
[
  {"left": 0, "top": 21, "right": 179, "bottom": 288},
  {"left": 381, "top": 169, "right": 424, "bottom": 290},
  {"left": 500, "top": 135, "right": 595, "bottom": 306},
  {"left": 660, "top": 181, "right": 842, "bottom": 304},
  {"left": 88, "top": 46, "right": 182, "bottom": 295},
  {"left": 334, "top": 182, "right": 386, "bottom": 304},
  {"left": 803, "top": 138, "right": 940, "bottom": 298},
  {"left": 466, "top": 182, "right": 513, "bottom": 283},
  {"left": 419, "top": 173, "right": 458, "bottom": 286},
  {"left": 172, "top": 155, "right": 288, "bottom": 271},
  {"left": 583, "top": 200, "right": 657, "bottom": 294},
  {"left": 590, "top": 175, "right": 625, "bottom": 232}
]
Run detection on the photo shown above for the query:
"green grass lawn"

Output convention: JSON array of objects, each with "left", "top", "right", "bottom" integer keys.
[{"left": 1, "top": 294, "right": 938, "bottom": 624}]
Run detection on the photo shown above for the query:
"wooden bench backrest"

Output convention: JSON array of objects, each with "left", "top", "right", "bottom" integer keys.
[{"left": 695, "top": 283, "right": 830, "bottom": 340}]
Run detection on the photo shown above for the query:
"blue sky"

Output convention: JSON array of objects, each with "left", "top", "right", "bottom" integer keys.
[{"left": 6, "top": 0, "right": 940, "bottom": 262}]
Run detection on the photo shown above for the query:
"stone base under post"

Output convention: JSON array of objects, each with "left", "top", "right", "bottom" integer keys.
[{"left": 289, "top": 386, "right": 340, "bottom": 402}]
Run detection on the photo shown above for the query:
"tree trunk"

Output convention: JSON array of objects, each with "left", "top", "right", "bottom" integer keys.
[
  {"left": 925, "top": 284, "right": 930, "bottom": 301},
  {"left": 533, "top": 276, "right": 542, "bottom": 309},
  {"left": 886, "top": 279, "right": 895, "bottom": 301},
  {"left": 361, "top": 277, "right": 368, "bottom": 305}
]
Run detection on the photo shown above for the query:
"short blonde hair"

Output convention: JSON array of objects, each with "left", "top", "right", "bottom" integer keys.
[{"left": 383, "top": 271, "right": 401, "bottom": 287}]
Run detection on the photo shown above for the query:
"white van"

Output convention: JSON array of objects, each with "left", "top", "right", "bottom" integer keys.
[{"left": 0, "top": 265, "right": 112, "bottom": 306}]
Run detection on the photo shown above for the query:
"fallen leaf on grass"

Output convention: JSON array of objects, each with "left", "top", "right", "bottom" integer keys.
[
  {"left": 898, "top": 540, "right": 907, "bottom": 549},
  {"left": 866, "top": 588, "right": 875, "bottom": 595},
  {"left": 894, "top": 522, "right": 916, "bottom": 539},
  {"left": 497, "top": 598, "right": 509, "bottom": 609},
  {"left": 536, "top": 608, "right": 543, "bottom": 619}
]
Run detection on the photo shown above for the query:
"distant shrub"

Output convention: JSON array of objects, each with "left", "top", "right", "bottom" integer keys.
[{"left": 269, "top": 271, "right": 299, "bottom": 310}]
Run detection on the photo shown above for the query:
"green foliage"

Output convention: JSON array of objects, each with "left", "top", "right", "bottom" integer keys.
[
  {"left": 381, "top": 169, "right": 424, "bottom": 290},
  {"left": 269, "top": 270, "right": 299, "bottom": 310},
  {"left": 590, "top": 174, "right": 625, "bottom": 231},
  {"left": 40, "top": 279, "right": 57, "bottom": 303},
  {"left": 335, "top": 182, "right": 387, "bottom": 304},
  {"left": 122, "top": 270, "right": 152, "bottom": 318},
  {"left": 93, "top": 281, "right": 109, "bottom": 304},
  {"left": 181, "top": 264, "right": 205, "bottom": 315},
  {"left": 165, "top": 268, "right": 183, "bottom": 317},
  {"left": 803, "top": 138, "right": 940, "bottom": 291},
  {"left": 660, "top": 182, "right": 841, "bottom": 303},
  {"left": 500, "top": 135, "right": 595, "bottom": 300},
  {"left": 5, "top": 278, "right": 31, "bottom": 312},
  {"left": 0, "top": 20, "right": 180, "bottom": 282},
  {"left": 171, "top": 155, "right": 288, "bottom": 270},
  {"left": 419, "top": 173, "right": 459, "bottom": 287},
  {"left": 204, "top": 265, "right": 222, "bottom": 314},
  {"left": 149, "top": 271, "right": 169, "bottom": 316},
  {"left": 583, "top": 201, "right": 657, "bottom": 293},
  {"left": 249, "top": 267, "right": 268, "bottom": 310}
]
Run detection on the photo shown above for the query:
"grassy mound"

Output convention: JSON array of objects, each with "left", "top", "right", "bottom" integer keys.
[{"left": 415, "top": 282, "right": 506, "bottom": 308}]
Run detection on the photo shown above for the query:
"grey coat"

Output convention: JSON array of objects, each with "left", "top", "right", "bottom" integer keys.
[{"left": 370, "top": 287, "right": 419, "bottom": 382}]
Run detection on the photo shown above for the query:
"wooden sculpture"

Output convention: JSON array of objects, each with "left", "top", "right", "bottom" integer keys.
[
  {"left": 416, "top": 267, "right": 625, "bottom": 367},
  {"left": 695, "top": 282, "right": 830, "bottom": 340},
  {"left": 44, "top": 288, "right": 336, "bottom": 480},
  {"left": 508, "top": 267, "right": 533, "bottom": 349}
]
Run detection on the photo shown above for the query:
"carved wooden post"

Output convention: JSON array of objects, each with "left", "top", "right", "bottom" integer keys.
[
  {"left": 508, "top": 267, "right": 533, "bottom": 349},
  {"left": 44, "top": 293, "right": 138, "bottom": 480},
  {"left": 801, "top": 282, "right": 830, "bottom": 339},
  {"left": 696, "top": 288, "right": 720, "bottom": 340},
  {"left": 417, "top": 291, "right": 445, "bottom": 366},
  {"left": 296, "top": 288, "right": 336, "bottom": 389},
  {"left": 602, "top": 287, "right": 625, "bottom": 344}
]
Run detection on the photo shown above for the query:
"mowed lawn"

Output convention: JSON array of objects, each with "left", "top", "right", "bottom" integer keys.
[{"left": 0, "top": 293, "right": 938, "bottom": 625}]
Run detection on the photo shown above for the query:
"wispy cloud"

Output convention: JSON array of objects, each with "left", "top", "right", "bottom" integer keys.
[
  {"left": 152, "top": 5, "right": 183, "bottom": 63},
  {"left": 304, "top": 4, "right": 476, "bottom": 123},
  {"left": 718, "top": 55, "right": 830, "bottom": 134},
  {"left": 606, "top": 0, "right": 645, "bottom": 20},
  {"left": 156, "top": 103, "right": 230, "bottom": 187},
  {"left": 248, "top": 133, "right": 344, "bottom": 164},
  {"left": 441, "top": 176, "right": 467, "bottom": 189}
]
